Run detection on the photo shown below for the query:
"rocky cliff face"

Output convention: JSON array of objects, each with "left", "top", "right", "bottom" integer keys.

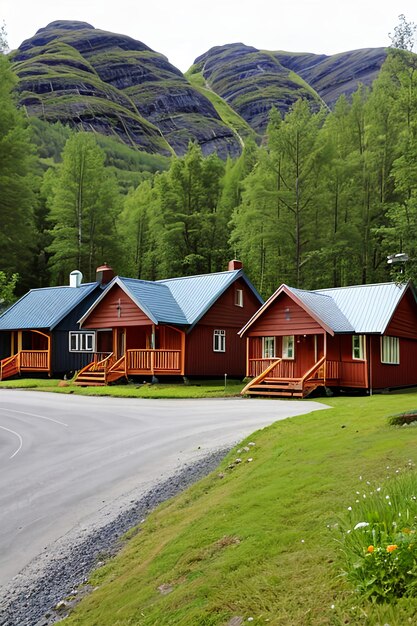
[
  {"left": 193, "top": 43, "right": 387, "bottom": 133},
  {"left": 13, "top": 21, "right": 242, "bottom": 158},
  {"left": 12, "top": 21, "right": 388, "bottom": 159}
]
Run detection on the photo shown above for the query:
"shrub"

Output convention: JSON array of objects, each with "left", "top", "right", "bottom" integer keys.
[
  {"left": 388, "top": 411, "right": 417, "bottom": 426},
  {"left": 339, "top": 465, "right": 417, "bottom": 602}
]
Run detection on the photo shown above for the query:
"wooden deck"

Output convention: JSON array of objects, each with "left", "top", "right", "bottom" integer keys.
[
  {"left": 73, "top": 349, "right": 184, "bottom": 386},
  {"left": 0, "top": 350, "right": 50, "bottom": 380}
]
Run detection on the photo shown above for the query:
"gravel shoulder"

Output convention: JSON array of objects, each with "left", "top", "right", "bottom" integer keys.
[{"left": 0, "top": 448, "right": 230, "bottom": 626}]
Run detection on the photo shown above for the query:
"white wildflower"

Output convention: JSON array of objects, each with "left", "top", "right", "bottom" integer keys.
[
  {"left": 348, "top": 506, "right": 352, "bottom": 511},
  {"left": 354, "top": 522, "right": 370, "bottom": 530}
]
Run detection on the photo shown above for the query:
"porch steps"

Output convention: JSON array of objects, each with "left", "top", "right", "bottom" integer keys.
[
  {"left": 244, "top": 380, "right": 321, "bottom": 398},
  {"left": 73, "top": 354, "right": 126, "bottom": 386},
  {"left": 73, "top": 371, "right": 107, "bottom": 386},
  {"left": 242, "top": 356, "right": 327, "bottom": 399}
]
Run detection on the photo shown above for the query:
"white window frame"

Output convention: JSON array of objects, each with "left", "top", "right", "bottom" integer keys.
[
  {"left": 235, "top": 288, "right": 243, "bottom": 307},
  {"left": 262, "top": 336, "right": 276, "bottom": 358},
  {"left": 381, "top": 336, "right": 400, "bottom": 364},
  {"left": 282, "top": 335, "right": 295, "bottom": 360},
  {"left": 69, "top": 331, "right": 96, "bottom": 353},
  {"left": 352, "top": 335, "right": 365, "bottom": 360},
  {"left": 213, "top": 329, "right": 226, "bottom": 352}
]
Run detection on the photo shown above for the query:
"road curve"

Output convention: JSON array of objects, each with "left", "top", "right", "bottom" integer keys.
[{"left": 0, "top": 390, "right": 327, "bottom": 587}]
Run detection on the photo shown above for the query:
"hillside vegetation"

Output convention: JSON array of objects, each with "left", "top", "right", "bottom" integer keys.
[
  {"left": 62, "top": 392, "right": 417, "bottom": 625},
  {"left": 10, "top": 21, "right": 386, "bottom": 157}
]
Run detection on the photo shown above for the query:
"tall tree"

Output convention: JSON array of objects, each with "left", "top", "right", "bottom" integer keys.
[
  {"left": 0, "top": 54, "right": 36, "bottom": 289},
  {"left": 231, "top": 102, "right": 326, "bottom": 294},
  {"left": 118, "top": 178, "right": 160, "bottom": 280},
  {"left": 153, "top": 143, "right": 226, "bottom": 277},
  {"left": 389, "top": 14, "right": 416, "bottom": 51},
  {"left": 47, "top": 132, "right": 122, "bottom": 282}
]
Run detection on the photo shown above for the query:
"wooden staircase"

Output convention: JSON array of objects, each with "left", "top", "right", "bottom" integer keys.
[
  {"left": 0, "top": 353, "right": 20, "bottom": 380},
  {"left": 73, "top": 353, "right": 126, "bottom": 386},
  {"left": 241, "top": 356, "right": 327, "bottom": 398}
]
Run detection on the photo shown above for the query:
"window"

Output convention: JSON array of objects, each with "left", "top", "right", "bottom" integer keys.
[
  {"left": 235, "top": 289, "right": 243, "bottom": 307},
  {"left": 213, "top": 329, "right": 226, "bottom": 352},
  {"left": 282, "top": 335, "right": 295, "bottom": 359},
  {"left": 381, "top": 336, "right": 400, "bottom": 364},
  {"left": 69, "top": 331, "right": 95, "bottom": 352},
  {"left": 352, "top": 335, "right": 365, "bottom": 360},
  {"left": 262, "top": 336, "right": 275, "bottom": 358}
]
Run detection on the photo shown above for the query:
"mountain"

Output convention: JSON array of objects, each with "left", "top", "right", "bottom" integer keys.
[
  {"left": 12, "top": 21, "right": 242, "bottom": 158},
  {"left": 11, "top": 21, "right": 388, "bottom": 158}
]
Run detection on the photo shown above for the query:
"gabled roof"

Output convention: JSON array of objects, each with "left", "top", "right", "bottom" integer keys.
[
  {"left": 159, "top": 269, "right": 262, "bottom": 329},
  {"left": 79, "top": 269, "right": 263, "bottom": 329},
  {"left": 118, "top": 277, "right": 189, "bottom": 325},
  {"left": 0, "top": 282, "right": 99, "bottom": 331},
  {"left": 239, "top": 281, "right": 412, "bottom": 336},
  {"left": 314, "top": 283, "right": 411, "bottom": 333}
]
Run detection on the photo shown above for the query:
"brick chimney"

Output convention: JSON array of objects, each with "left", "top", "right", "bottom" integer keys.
[
  {"left": 228, "top": 259, "right": 243, "bottom": 271},
  {"left": 96, "top": 264, "right": 115, "bottom": 285}
]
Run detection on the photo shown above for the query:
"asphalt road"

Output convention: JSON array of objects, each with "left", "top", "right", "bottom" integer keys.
[{"left": 0, "top": 390, "right": 327, "bottom": 588}]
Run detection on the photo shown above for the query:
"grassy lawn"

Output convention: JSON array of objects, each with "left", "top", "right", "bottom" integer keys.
[
  {"left": 0, "top": 378, "right": 245, "bottom": 398},
  {"left": 58, "top": 391, "right": 417, "bottom": 625}
]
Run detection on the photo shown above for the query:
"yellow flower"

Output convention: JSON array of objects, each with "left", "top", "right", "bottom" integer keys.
[
  {"left": 367, "top": 545, "right": 374, "bottom": 553},
  {"left": 387, "top": 544, "right": 398, "bottom": 553}
]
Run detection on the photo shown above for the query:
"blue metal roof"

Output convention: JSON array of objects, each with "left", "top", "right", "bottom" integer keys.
[
  {"left": 117, "top": 277, "right": 188, "bottom": 325},
  {"left": 158, "top": 269, "right": 253, "bottom": 327},
  {"left": 79, "top": 269, "right": 262, "bottom": 329},
  {"left": 288, "top": 286, "right": 354, "bottom": 332},
  {"left": 240, "top": 281, "right": 412, "bottom": 337},
  {"left": 0, "top": 283, "right": 99, "bottom": 331},
  {"left": 315, "top": 282, "right": 409, "bottom": 333}
]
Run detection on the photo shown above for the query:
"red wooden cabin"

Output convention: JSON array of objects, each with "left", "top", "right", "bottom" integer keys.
[
  {"left": 74, "top": 261, "right": 263, "bottom": 385},
  {"left": 239, "top": 282, "right": 417, "bottom": 397}
]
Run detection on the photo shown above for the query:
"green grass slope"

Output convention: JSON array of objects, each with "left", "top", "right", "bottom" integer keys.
[{"left": 63, "top": 391, "right": 417, "bottom": 625}]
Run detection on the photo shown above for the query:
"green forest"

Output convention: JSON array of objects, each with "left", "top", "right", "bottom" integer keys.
[{"left": 2, "top": 21, "right": 417, "bottom": 303}]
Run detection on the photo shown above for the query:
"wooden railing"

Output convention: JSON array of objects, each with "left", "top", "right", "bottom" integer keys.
[
  {"left": 126, "top": 349, "right": 182, "bottom": 374},
  {"left": 89, "top": 352, "right": 115, "bottom": 372},
  {"left": 300, "top": 355, "right": 326, "bottom": 386},
  {"left": 241, "top": 358, "right": 283, "bottom": 395},
  {"left": 249, "top": 358, "right": 296, "bottom": 379},
  {"left": 20, "top": 350, "right": 49, "bottom": 370},
  {"left": 0, "top": 350, "right": 50, "bottom": 380},
  {"left": 248, "top": 358, "right": 276, "bottom": 377},
  {"left": 0, "top": 353, "right": 20, "bottom": 380}
]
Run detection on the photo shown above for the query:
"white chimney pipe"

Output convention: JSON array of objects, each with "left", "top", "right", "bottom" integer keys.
[{"left": 69, "top": 270, "right": 83, "bottom": 288}]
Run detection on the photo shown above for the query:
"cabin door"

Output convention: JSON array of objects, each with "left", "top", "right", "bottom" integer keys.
[{"left": 96, "top": 329, "right": 113, "bottom": 354}]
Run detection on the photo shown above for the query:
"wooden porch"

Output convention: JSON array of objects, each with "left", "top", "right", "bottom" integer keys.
[
  {"left": 241, "top": 357, "right": 367, "bottom": 398},
  {"left": 0, "top": 330, "right": 51, "bottom": 381},
  {"left": 0, "top": 350, "right": 50, "bottom": 380},
  {"left": 73, "top": 348, "right": 184, "bottom": 386}
]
